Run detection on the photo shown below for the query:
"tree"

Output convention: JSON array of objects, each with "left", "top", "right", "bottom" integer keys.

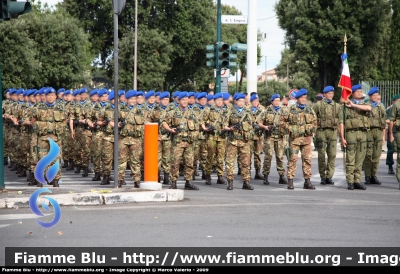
[
  {"left": 275, "top": 0, "right": 391, "bottom": 97},
  {"left": 390, "top": 0, "right": 400, "bottom": 79}
]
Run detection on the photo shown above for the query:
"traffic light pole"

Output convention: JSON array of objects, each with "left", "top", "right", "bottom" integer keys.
[
  {"left": 0, "top": 57, "right": 4, "bottom": 189},
  {"left": 113, "top": 1, "right": 119, "bottom": 189},
  {"left": 215, "top": 0, "right": 222, "bottom": 93}
]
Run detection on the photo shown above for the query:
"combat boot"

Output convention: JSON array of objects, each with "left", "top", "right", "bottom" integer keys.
[
  {"left": 109, "top": 176, "right": 114, "bottom": 181},
  {"left": 242, "top": 181, "right": 254, "bottom": 190},
  {"left": 320, "top": 178, "right": 326, "bottom": 185},
  {"left": 163, "top": 173, "right": 170, "bottom": 185},
  {"left": 254, "top": 169, "right": 263, "bottom": 180},
  {"left": 18, "top": 167, "right": 27, "bottom": 177},
  {"left": 37, "top": 180, "right": 43, "bottom": 188},
  {"left": 303, "top": 178, "right": 315, "bottom": 189},
  {"left": 205, "top": 174, "right": 212, "bottom": 185},
  {"left": 326, "top": 178, "right": 334, "bottom": 185},
  {"left": 348, "top": 183, "right": 354, "bottom": 190},
  {"left": 217, "top": 175, "right": 227, "bottom": 185},
  {"left": 169, "top": 181, "right": 177, "bottom": 189},
  {"left": 62, "top": 160, "right": 69, "bottom": 168},
  {"left": 118, "top": 180, "right": 123, "bottom": 188},
  {"left": 52, "top": 180, "right": 59, "bottom": 187},
  {"left": 134, "top": 181, "right": 140, "bottom": 188},
  {"left": 11, "top": 163, "right": 18, "bottom": 171},
  {"left": 74, "top": 164, "right": 81, "bottom": 174},
  {"left": 179, "top": 164, "right": 184, "bottom": 176},
  {"left": 92, "top": 172, "right": 101, "bottom": 181},
  {"left": 66, "top": 160, "right": 74, "bottom": 170},
  {"left": 371, "top": 176, "right": 382, "bottom": 185},
  {"left": 192, "top": 171, "right": 196, "bottom": 180},
  {"left": 201, "top": 170, "right": 206, "bottom": 180},
  {"left": 28, "top": 179, "right": 37, "bottom": 186},
  {"left": 279, "top": 175, "right": 287, "bottom": 184},
  {"left": 141, "top": 171, "right": 144, "bottom": 181},
  {"left": 389, "top": 165, "right": 395, "bottom": 174},
  {"left": 82, "top": 167, "right": 89, "bottom": 177},
  {"left": 227, "top": 180, "right": 233, "bottom": 190},
  {"left": 185, "top": 180, "right": 199, "bottom": 190},
  {"left": 365, "top": 176, "right": 371, "bottom": 184},
  {"left": 121, "top": 180, "right": 126, "bottom": 185},
  {"left": 15, "top": 164, "right": 22, "bottom": 174},
  {"left": 354, "top": 182, "right": 366, "bottom": 190},
  {"left": 263, "top": 175, "right": 269, "bottom": 185},
  {"left": 27, "top": 171, "right": 34, "bottom": 182},
  {"left": 287, "top": 179, "right": 294, "bottom": 190},
  {"left": 4, "top": 157, "right": 8, "bottom": 165},
  {"left": 101, "top": 175, "right": 110, "bottom": 185}
]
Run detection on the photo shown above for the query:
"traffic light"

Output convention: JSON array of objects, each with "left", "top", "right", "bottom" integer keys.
[
  {"left": 217, "top": 42, "right": 229, "bottom": 69},
  {"left": 228, "top": 43, "right": 248, "bottom": 68},
  {"left": 1, "top": 0, "right": 32, "bottom": 21},
  {"left": 206, "top": 44, "right": 216, "bottom": 68}
]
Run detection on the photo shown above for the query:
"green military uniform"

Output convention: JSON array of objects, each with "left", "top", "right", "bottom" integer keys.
[
  {"left": 285, "top": 102, "right": 317, "bottom": 190},
  {"left": 249, "top": 105, "right": 264, "bottom": 180},
  {"left": 312, "top": 99, "right": 340, "bottom": 184},
  {"left": 257, "top": 104, "right": 289, "bottom": 185},
  {"left": 386, "top": 104, "right": 395, "bottom": 173},
  {"left": 189, "top": 103, "right": 202, "bottom": 179},
  {"left": 158, "top": 104, "right": 173, "bottom": 184},
  {"left": 389, "top": 100, "right": 400, "bottom": 189},
  {"left": 339, "top": 99, "right": 369, "bottom": 190},
  {"left": 28, "top": 101, "right": 42, "bottom": 184},
  {"left": 2, "top": 96, "right": 11, "bottom": 166},
  {"left": 162, "top": 104, "right": 199, "bottom": 190},
  {"left": 363, "top": 101, "right": 386, "bottom": 184}
]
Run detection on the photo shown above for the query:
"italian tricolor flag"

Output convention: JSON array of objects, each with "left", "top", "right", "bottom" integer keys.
[{"left": 338, "top": 53, "right": 352, "bottom": 101}]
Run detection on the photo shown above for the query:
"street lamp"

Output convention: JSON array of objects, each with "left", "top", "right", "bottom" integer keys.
[{"left": 286, "top": 60, "right": 299, "bottom": 90}]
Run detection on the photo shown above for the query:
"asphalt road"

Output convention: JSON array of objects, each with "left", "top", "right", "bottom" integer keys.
[{"left": 1, "top": 153, "right": 400, "bottom": 266}]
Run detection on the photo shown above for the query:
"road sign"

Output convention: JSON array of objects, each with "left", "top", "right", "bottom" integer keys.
[
  {"left": 221, "top": 15, "right": 248, "bottom": 24},
  {"left": 214, "top": 69, "right": 230, "bottom": 78},
  {"left": 221, "top": 78, "right": 228, "bottom": 92},
  {"left": 289, "top": 89, "right": 298, "bottom": 100}
]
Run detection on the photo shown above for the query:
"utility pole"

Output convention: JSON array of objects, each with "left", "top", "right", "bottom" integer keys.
[
  {"left": 247, "top": 0, "right": 257, "bottom": 96},
  {"left": 265, "top": 56, "right": 267, "bottom": 88},
  {"left": 215, "top": 0, "right": 222, "bottom": 93},
  {"left": 133, "top": 0, "right": 138, "bottom": 90}
]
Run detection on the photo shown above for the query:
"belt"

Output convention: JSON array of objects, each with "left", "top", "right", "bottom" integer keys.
[
  {"left": 318, "top": 128, "right": 336, "bottom": 131},
  {"left": 346, "top": 128, "right": 368, "bottom": 132}
]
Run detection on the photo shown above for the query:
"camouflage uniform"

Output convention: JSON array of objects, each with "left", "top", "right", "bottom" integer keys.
[
  {"left": 15, "top": 101, "right": 33, "bottom": 177},
  {"left": 285, "top": 104, "right": 317, "bottom": 189},
  {"left": 117, "top": 104, "right": 148, "bottom": 187},
  {"left": 386, "top": 105, "right": 395, "bottom": 172},
  {"left": 98, "top": 103, "right": 116, "bottom": 184},
  {"left": 162, "top": 106, "right": 199, "bottom": 190},
  {"left": 257, "top": 105, "right": 289, "bottom": 184},
  {"left": 223, "top": 106, "right": 254, "bottom": 190},
  {"left": 363, "top": 102, "right": 386, "bottom": 184},
  {"left": 313, "top": 99, "right": 340, "bottom": 184},
  {"left": 28, "top": 101, "right": 42, "bottom": 180},
  {"left": 249, "top": 105, "right": 264, "bottom": 179},
  {"left": 339, "top": 101, "right": 369, "bottom": 187},
  {"left": 2, "top": 98, "right": 12, "bottom": 165},
  {"left": 202, "top": 105, "right": 227, "bottom": 185},
  {"left": 189, "top": 104, "right": 202, "bottom": 178},
  {"left": 33, "top": 101, "right": 66, "bottom": 187},
  {"left": 62, "top": 101, "right": 74, "bottom": 170},
  {"left": 5, "top": 101, "right": 19, "bottom": 170},
  {"left": 390, "top": 101, "right": 400, "bottom": 188},
  {"left": 158, "top": 106, "right": 172, "bottom": 184}
]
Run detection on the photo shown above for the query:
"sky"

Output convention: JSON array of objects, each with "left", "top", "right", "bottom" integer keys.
[{"left": 38, "top": 0, "right": 286, "bottom": 79}]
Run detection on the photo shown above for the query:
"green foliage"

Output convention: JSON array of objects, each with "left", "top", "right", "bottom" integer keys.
[
  {"left": 275, "top": 0, "right": 392, "bottom": 98},
  {"left": 0, "top": 2, "right": 92, "bottom": 90},
  {"left": 390, "top": 0, "right": 400, "bottom": 79}
]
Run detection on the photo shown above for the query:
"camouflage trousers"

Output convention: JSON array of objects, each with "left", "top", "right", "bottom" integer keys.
[
  {"left": 205, "top": 136, "right": 226, "bottom": 176},
  {"left": 92, "top": 130, "right": 104, "bottom": 173},
  {"left": 287, "top": 141, "right": 312, "bottom": 179},
  {"left": 394, "top": 131, "right": 400, "bottom": 183},
  {"left": 3, "top": 124, "right": 10, "bottom": 159},
  {"left": 262, "top": 136, "right": 285, "bottom": 176},
  {"left": 29, "top": 132, "right": 39, "bottom": 172},
  {"left": 363, "top": 128, "right": 383, "bottom": 177},
  {"left": 102, "top": 136, "right": 114, "bottom": 176},
  {"left": 315, "top": 128, "right": 338, "bottom": 179},
  {"left": 35, "top": 134, "right": 62, "bottom": 181},
  {"left": 192, "top": 139, "right": 200, "bottom": 170},
  {"left": 170, "top": 141, "right": 194, "bottom": 182},
  {"left": 15, "top": 131, "right": 30, "bottom": 167},
  {"left": 9, "top": 127, "right": 19, "bottom": 162},
  {"left": 158, "top": 139, "right": 171, "bottom": 174},
  {"left": 250, "top": 137, "right": 263, "bottom": 170},
  {"left": 118, "top": 136, "right": 142, "bottom": 182},
  {"left": 345, "top": 130, "right": 367, "bottom": 183},
  {"left": 73, "top": 128, "right": 83, "bottom": 165},
  {"left": 225, "top": 140, "right": 251, "bottom": 181},
  {"left": 78, "top": 130, "right": 92, "bottom": 168},
  {"left": 199, "top": 138, "right": 207, "bottom": 170}
]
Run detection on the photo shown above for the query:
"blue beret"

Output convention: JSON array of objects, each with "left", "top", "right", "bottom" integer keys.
[
  {"left": 81, "top": 87, "right": 88, "bottom": 93},
  {"left": 118, "top": 90, "right": 125, "bottom": 97},
  {"left": 9, "top": 89, "right": 15, "bottom": 95},
  {"left": 108, "top": 91, "right": 115, "bottom": 101},
  {"left": 16, "top": 89, "right": 24, "bottom": 95},
  {"left": 173, "top": 91, "right": 180, "bottom": 98},
  {"left": 178, "top": 92, "right": 189, "bottom": 101},
  {"left": 294, "top": 88, "right": 308, "bottom": 99},
  {"left": 136, "top": 91, "right": 144, "bottom": 97},
  {"left": 145, "top": 90, "right": 155, "bottom": 99},
  {"left": 236, "top": 93, "right": 246, "bottom": 100},
  {"left": 28, "top": 89, "right": 36, "bottom": 96},
  {"left": 368, "top": 87, "right": 379, "bottom": 96},
  {"left": 45, "top": 88, "right": 56, "bottom": 95},
  {"left": 160, "top": 91, "right": 170, "bottom": 100},
  {"left": 207, "top": 94, "right": 214, "bottom": 101},
  {"left": 27, "top": 90, "right": 33, "bottom": 96},
  {"left": 271, "top": 93, "right": 280, "bottom": 101},
  {"left": 33, "top": 90, "right": 39, "bottom": 96},
  {"left": 5, "top": 88, "right": 12, "bottom": 93},
  {"left": 214, "top": 93, "right": 223, "bottom": 100},
  {"left": 38, "top": 88, "right": 46, "bottom": 95},
  {"left": 323, "top": 86, "right": 334, "bottom": 93},
  {"left": 57, "top": 88, "right": 65, "bottom": 94},
  {"left": 125, "top": 90, "right": 137, "bottom": 99},
  {"left": 188, "top": 91, "right": 195, "bottom": 98},
  {"left": 197, "top": 92, "right": 207, "bottom": 100},
  {"left": 73, "top": 90, "right": 80, "bottom": 96},
  {"left": 155, "top": 91, "right": 161, "bottom": 97},
  {"left": 90, "top": 89, "right": 98, "bottom": 97},
  {"left": 23, "top": 90, "right": 28, "bottom": 96},
  {"left": 63, "top": 90, "right": 70, "bottom": 96},
  {"left": 98, "top": 89, "right": 107, "bottom": 97},
  {"left": 250, "top": 94, "right": 259, "bottom": 102},
  {"left": 222, "top": 92, "right": 230, "bottom": 100},
  {"left": 352, "top": 84, "right": 362, "bottom": 92}
]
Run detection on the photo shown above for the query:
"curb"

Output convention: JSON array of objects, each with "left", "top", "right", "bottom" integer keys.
[{"left": 0, "top": 189, "right": 184, "bottom": 209}]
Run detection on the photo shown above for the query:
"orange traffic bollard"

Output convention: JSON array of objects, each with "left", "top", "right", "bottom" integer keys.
[{"left": 141, "top": 123, "right": 161, "bottom": 190}]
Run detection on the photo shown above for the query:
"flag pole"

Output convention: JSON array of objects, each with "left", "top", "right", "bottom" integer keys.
[{"left": 343, "top": 34, "right": 347, "bottom": 170}]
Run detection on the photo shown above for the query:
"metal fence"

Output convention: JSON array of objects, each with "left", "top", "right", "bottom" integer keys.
[{"left": 361, "top": 80, "right": 400, "bottom": 108}]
